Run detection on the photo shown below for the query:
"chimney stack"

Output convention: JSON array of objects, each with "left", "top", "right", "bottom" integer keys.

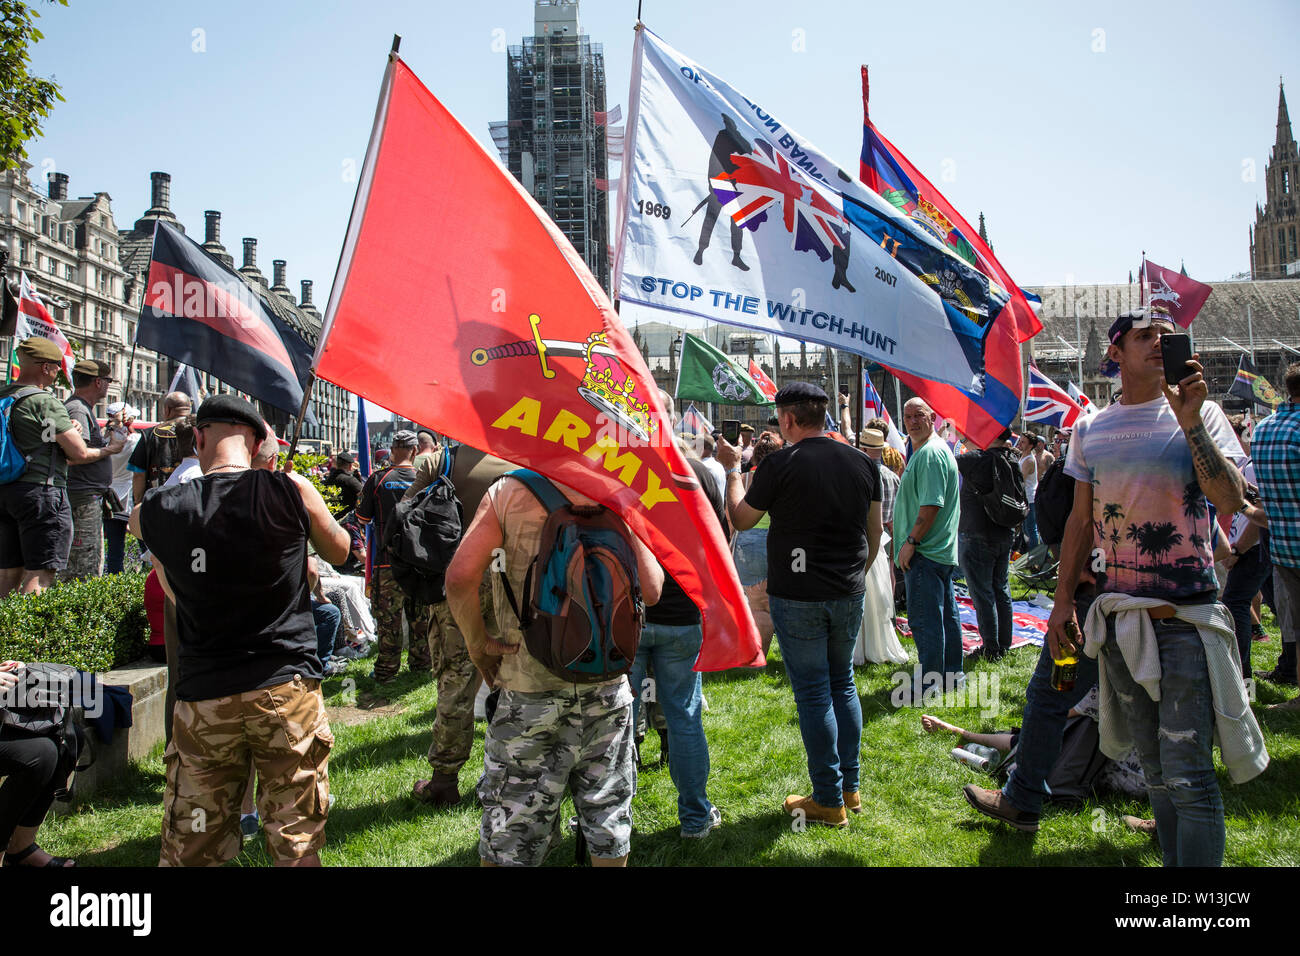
[
  {"left": 300, "top": 280, "right": 314, "bottom": 307},
  {"left": 242, "top": 238, "right": 257, "bottom": 270},
  {"left": 204, "top": 210, "right": 221, "bottom": 245},
  {"left": 149, "top": 171, "right": 171, "bottom": 213},
  {"left": 273, "top": 259, "right": 288, "bottom": 288},
  {"left": 47, "top": 172, "right": 69, "bottom": 201}
]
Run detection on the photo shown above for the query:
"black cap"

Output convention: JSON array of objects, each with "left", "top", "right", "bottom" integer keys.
[
  {"left": 195, "top": 394, "right": 268, "bottom": 442},
  {"left": 1108, "top": 306, "right": 1174, "bottom": 345},
  {"left": 334, "top": 452, "right": 354, "bottom": 467},
  {"left": 773, "top": 381, "right": 828, "bottom": 405}
]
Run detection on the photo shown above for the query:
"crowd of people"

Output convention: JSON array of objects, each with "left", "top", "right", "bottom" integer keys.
[{"left": 1, "top": 302, "right": 1298, "bottom": 868}]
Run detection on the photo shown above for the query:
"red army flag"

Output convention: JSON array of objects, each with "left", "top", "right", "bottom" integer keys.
[
  {"left": 1143, "top": 258, "right": 1212, "bottom": 329},
  {"left": 315, "top": 52, "right": 761, "bottom": 670}
]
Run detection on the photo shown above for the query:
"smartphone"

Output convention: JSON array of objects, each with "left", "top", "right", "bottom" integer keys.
[
  {"left": 722, "top": 420, "right": 742, "bottom": 445},
  {"left": 1161, "top": 333, "right": 1193, "bottom": 386}
]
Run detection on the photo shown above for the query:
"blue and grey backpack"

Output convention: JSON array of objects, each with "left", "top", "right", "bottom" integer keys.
[
  {"left": 0, "top": 387, "right": 47, "bottom": 484},
  {"left": 498, "top": 469, "right": 644, "bottom": 684}
]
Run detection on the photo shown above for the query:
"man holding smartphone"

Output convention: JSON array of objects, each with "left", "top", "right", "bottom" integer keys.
[{"left": 971, "top": 307, "right": 1266, "bottom": 864}]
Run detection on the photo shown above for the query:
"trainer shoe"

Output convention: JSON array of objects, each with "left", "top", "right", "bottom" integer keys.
[
  {"left": 962, "top": 784, "right": 1039, "bottom": 833},
  {"left": 681, "top": 806, "right": 723, "bottom": 839},
  {"left": 843, "top": 790, "right": 862, "bottom": 814},
  {"left": 783, "top": 794, "right": 848, "bottom": 828}
]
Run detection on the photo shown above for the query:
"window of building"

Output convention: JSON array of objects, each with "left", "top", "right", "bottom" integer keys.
[
  {"left": 1284, "top": 167, "right": 1291, "bottom": 195},
  {"left": 16, "top": 201, "right": 26, "bottom": 221},
  {"left": 18, "top": 240, "right": 28, "bottom": 265},
  {"left": 1291, "top": 226, "right": 1298, "bottom": 262},
  {"left": 47, "top": 256, "right": 56, "bottom": 276},
  {"left": 64, "top": 264, "right": 75, "bottom": 281}
]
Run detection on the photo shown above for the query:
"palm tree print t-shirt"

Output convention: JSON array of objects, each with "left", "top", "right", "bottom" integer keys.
[{"left": 1065, "top": 397, "right": 1243, "bottom": 599}]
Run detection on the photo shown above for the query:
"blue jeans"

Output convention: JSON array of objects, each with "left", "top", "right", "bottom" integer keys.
[
  {"left": 1023, "top": 502, "right": 1039, "bottom": 549},
  {"left": 629, "top": 621, "right": 714, "bottom": 833},
  {"left": 104, "top": 517, "right": 127, "bottom": 574},
  {"left": 904, "top": 554, "right": 963, "bottom": 681},
  {"left": 959, "top": 530, "right": 1014, "bottom": 656},
  {"left": 769, "top": 594, "right": 865, "bottom": 807},
  {"left": 1003, "top": 593, "right": 1098, "bottom": 815},
  {"left": 313, "top": 600, "right": 342, "bottom": 668},
  {"left": 1221, "top": 533, "right": 1271, "bottom": 678},
  {"left": 1100, "top": 616, "right": 1223, "bottom": 867}
]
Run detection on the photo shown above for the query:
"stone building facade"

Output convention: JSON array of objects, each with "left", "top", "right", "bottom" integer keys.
[{"left": 1251, "top": 81, "right": 1300, "bottom": 281}]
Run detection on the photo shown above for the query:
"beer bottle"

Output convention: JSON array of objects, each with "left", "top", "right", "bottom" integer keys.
[{"left": 1051, "top": 621, "right": 1080, "bottom": 692}]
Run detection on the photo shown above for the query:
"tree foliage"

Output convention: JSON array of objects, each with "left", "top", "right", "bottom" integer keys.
[{"left": 0, "top": 1, "right": 68, "bottom": 170}]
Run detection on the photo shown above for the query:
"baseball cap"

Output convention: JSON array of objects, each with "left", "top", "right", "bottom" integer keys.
[
  {"left": 1107, "top": 306, "right": 1175, "bottom": 345},
  {"left": 17, "top": 336, "right": 64, "bottom": 364},
  {"left": 392, "top": 429, "right": 418, "bottom": 448},
  {"left": 106, "top": 401, "right": 140, "bottom": 419}
]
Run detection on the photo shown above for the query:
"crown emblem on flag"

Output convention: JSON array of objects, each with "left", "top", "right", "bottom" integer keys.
[{"left": 578, "top": 332, "right": 657, "bottom": 441}]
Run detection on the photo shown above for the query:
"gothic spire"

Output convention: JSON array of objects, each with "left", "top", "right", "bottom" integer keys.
[{"left": 1278, "top": 78, "right": 1294, "bottom": 147}]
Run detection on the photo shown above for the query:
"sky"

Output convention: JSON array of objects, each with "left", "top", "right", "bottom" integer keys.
[{"left": 20, "top": 0, "right": 1299, "bottom": 417}]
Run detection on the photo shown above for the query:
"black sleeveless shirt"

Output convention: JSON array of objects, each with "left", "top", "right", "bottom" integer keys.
[{"left": 139, "top": 469, "right": 319, "bottom": 701}]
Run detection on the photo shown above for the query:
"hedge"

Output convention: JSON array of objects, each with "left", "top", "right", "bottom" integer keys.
[{"left": 0, "top": 572, "right": 150, "bottom": 672}]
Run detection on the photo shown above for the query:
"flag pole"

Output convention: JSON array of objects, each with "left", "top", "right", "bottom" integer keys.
[{"left": 286, "top": 370, "right": 317, "bottom": 463}]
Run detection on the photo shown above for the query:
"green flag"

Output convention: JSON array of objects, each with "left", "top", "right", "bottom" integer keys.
[{"left": 676, "top": 333, "right": 773, "bottom": 405}]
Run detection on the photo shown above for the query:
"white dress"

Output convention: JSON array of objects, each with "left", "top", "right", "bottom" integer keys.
[{"left": 855, "top": 531, "right": 908, "bottom": 665}]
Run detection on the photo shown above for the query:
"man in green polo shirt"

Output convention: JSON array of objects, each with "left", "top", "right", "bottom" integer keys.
[
  {"left": 894, "top": 397, "right": 963, "bottom": 700},
  {"left": 0, "top": 337, "right": 124, "bottom": 596}
]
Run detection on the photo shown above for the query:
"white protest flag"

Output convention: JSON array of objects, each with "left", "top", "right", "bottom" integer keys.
[
  {"left": 16, "top": 273, "right": 75, "bottom": 380},
  {"left": 1067, "top": 382, "right": 1098, "bottom": 417},
  {"left": 613, "top": 27, "right": 985, "bottom": 394}
]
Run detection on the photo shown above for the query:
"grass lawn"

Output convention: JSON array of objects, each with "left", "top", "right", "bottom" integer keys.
[{"left": 39, "top": 597, "right": 1300, "bottom": 867}]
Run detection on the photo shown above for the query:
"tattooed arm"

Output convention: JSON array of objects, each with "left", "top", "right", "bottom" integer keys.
[{"left": 1163, "top": 356, "right": 1261, "bottom": 524}]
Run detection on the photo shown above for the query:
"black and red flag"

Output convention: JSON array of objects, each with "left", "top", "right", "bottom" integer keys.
[{"left": 137, "top": 220, "right": 315, "bottom": 418}]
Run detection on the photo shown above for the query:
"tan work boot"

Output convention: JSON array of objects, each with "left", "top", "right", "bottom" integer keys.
[
  {"left": 783, "top": 794, "right": 848, "bottom": 828},
  {"left": 843, "top": 790, "right": 862, "bottom": 814}
]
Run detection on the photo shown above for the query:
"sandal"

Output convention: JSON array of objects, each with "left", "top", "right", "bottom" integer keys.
[{"left": 3, "top": 843, "right": 77, "bottom": 868}]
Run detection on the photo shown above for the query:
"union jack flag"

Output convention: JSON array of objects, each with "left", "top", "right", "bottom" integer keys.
[
  {"left": 680, "top": 403, "right": 713, "bottom": 436},
  {"left": 748, "top": 357, "right": 777, "bottom": 401},
  {"left": 711, "top": 139, "right": 848, "bottom": 262},
  {"left": 1024, "top": 365, "right": 1083, "bottom": 428}
]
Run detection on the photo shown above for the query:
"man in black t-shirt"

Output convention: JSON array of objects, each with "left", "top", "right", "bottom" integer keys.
[
  {"left": 127, "top": 391, "right": 192, "bottom": 502},
  {"left": 131, "top": 394, "right": 349, "bottom": 867},
  {"left": 956, "top": 427, "right": 1019, "bottom": 661},
  {"left": 356, "top": 430, "right": 432, "bottom": 682},
  {"left": 717, "top": 381, "right": 881, "bottom": 829},
  {"left": 326, "top": 452, "right": 363, "bottom": 513}
]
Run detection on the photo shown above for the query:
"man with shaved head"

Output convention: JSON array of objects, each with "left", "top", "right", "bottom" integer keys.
[
  {"left": 128, "top": 390, "right": 194, "bottom": 504},
  {"left": 895, "top": 397, "right": 963, "bottom": 701}
]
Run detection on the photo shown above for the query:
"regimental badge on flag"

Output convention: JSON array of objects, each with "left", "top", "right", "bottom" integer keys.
[
  {"left": 1067, "top": 382, "right": 1098, "bottom": 417},
  {"left": 138, "top": 220, "right": 316, "bottom": 419},
  {"left": 15, "top": 273, "right": 75, "bottom": 381},
  {"left": 1024, "top": 365, "right": 1084, "bottom": 428},
  {"left": 676, "top": 333, "right": 773, "bottom": 406},
  {"left": 613, "top": 27, "right": 990, "bottom": 397},
  {"left": 312, "top": 48, "right": 761, "bottom": 671},
  {"left": 859, "top": 67, "right": 1036, "bottom": 448},
  {"left": 748, "top": 357, "right": 777, "bottom": 401},
  {"left": 1229, "top": 354, "right": 1282, "bottom": 411},
  {"left": 1142, "top": 258, "right": 1212, "bottom": 328}
]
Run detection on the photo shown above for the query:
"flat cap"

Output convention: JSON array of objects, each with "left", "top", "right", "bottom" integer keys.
[
  {"left": 773, "top": 381, "right": 828, "bottom": 405},
  {"left": 334, "top": 452, "right": 354, "bottom": 467},
  {"left": 73, "top": 358, "right": 113, "bottom": 380},
  {"left": 195, "top": 394, "right": 268, "bottom": 442},
  {"left": 392, "top": 429, "right": 418, "bottom": 448},
  {"left": 17, "top": 336, "right": 64, "bottom": 364}
]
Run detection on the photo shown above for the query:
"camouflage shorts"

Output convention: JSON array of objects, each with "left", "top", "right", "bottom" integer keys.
[
  {"left": 58, "top": 494, "right": 103, "bottom": 582},
  {"left": 477, "top": 680, "right": 635, "bottom": 866},
  {"left": 159, "top": 674, "right": 332, "bottom": 867}
]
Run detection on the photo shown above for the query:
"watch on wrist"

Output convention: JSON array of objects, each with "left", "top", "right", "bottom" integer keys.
[{"left": 906, "top": 535, "right": 920, "bottom": 547}]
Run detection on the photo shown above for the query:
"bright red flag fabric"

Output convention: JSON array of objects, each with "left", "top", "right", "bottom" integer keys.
[
  {"left": 748, "top": 358, "right": 778, "bottom": 401},
  {"left": 1143, "top": 258, "right": 1213, "bottom": 329},
  {"left": 315, "top": 56, "right": 761, "bottom": 670}
]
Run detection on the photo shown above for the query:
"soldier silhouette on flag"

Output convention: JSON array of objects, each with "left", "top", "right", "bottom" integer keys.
[{"left": 691, "top": 114, "right": 751, "bottom": 271}]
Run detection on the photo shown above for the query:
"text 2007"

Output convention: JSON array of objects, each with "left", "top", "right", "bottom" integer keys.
[{"left": 874, "top": 266, "right": 897, "bottom": 287}]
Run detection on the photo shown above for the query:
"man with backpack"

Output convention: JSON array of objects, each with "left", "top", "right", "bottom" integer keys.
[
  {"left": 394, "top": 437, "right": 480, "bottom": 807},
  {"left": 0, "top": 338, "right": 124, "bottom": 597},
  {"left": 956, "top": 427, "right": 1027, "bottom": 661},
  {"left": 444, "top": 470, "right": 663, "bottom": 866},
  {"left": 356, "top": 430, "right": 433, "bottom": 682}
]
